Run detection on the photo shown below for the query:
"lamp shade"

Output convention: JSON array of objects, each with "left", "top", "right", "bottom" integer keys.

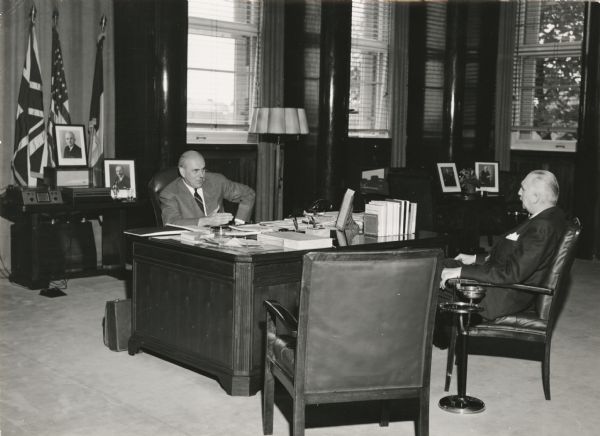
[{"left": 249, "top": 107, "right": 309, "bottom": 135}]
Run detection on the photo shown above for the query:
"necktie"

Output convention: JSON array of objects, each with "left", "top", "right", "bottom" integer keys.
[{"left": 194, "top": 189, "right": 206, "bottom": 215}]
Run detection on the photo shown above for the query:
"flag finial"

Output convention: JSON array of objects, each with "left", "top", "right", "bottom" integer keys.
[
  {"left": 100, "top": 15, "right": 107, "bottom": 32},
  {"left": 29, "top": 5, "right": 36, "bottom": 24},
  {"left": 52, "top": 9, "right": 59, "bottom": 27}
]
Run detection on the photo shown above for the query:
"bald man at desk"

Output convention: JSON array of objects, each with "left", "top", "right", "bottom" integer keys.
[{"left": 159, "top": 150, "right": 256, "bottom": 227}]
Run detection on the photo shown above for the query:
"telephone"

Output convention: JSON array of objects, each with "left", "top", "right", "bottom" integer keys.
[{"left": 5, "top": 185, "right": 63, "bottom": 205}]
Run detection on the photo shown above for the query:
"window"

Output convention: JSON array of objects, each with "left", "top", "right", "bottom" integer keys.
[
  {"left": 187, "top": 0, "right": 261, "bottom": 144},
  {"left": 349, "top": 0, "right": 391, "bottom": 138},
  {"left": 511, "top": 0, "right": 584, "bottom": 152}
]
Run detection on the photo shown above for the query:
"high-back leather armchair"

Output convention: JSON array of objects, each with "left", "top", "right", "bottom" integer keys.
[
  {"left": 445, "top": 217, "right": 582, "bottom": 400},
  {"left": 147, "top": 167, "right": 179, "bottom": 226},
  {"left": 262, "top": 248, "right": 443, "bottom": 436}
]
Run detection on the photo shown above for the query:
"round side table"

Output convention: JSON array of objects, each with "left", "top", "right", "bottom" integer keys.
[{"left": 439, "top": 285, "right": 486, "bottom": 414}]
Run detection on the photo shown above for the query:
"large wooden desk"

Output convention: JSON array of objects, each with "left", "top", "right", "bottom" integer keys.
[{"left": 128, "top": 230, "right": 447, "bottom": 396}]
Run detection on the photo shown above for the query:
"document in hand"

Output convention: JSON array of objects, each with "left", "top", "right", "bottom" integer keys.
[{"left": 257, "top": 231, "right": 333, "bottom": 250}]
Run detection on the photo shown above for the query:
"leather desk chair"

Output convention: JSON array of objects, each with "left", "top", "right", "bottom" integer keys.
[
  {"left": 444, "top": 217, "right": 582, "bottom": 400},
  {"left": 262, "top": 248, "right": 443, "bottom": 436},
  {"left": 147, "top": 167, "right": 179, "bottom": 226}
]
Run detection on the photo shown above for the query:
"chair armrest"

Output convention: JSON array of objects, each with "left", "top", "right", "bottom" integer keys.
[
  {"left": 264, "top": 300, "right": 298, "bottom": 337},
  {"left": 450, "top": 278, "right": 553, "bottom": 296}
]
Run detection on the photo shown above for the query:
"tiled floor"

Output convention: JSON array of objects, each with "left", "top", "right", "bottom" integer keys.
[{"left": 1, "top": 260, "right": 599, "bottom": 435}]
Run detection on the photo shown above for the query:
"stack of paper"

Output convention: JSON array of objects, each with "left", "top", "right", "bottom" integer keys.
[{"left": 257, "top": 232, "right": 333, "bottom": 250}]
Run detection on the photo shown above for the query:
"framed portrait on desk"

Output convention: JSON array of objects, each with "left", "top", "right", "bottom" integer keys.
[
  {"left": 475, "top": 161, "right": 499, "bottom": 193},
  {"left": 436, "top": 163, "right": 461, "bottom": 193},
  {"left": 54, "top": 124, "right": 87, "bottom": 167},
  {"left": 104, "top": 159, "right": 136, "bottom": 199}
]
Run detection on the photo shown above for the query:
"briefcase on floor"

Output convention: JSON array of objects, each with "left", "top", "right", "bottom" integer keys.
[{"left": 103, "top": 299, "right": 132, "bottom": 352}]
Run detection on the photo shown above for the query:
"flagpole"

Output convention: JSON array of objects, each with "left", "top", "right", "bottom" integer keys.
[{"left": 89, "top": 15, "right": 107, "bottom": 187}]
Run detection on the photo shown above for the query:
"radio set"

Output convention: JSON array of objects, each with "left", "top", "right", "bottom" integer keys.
[{"left": 6, "top": 185, "right": 63, "bottom": 205}]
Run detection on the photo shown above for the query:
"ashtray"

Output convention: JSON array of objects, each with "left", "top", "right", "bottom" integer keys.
[
  {"left": 439, "top": 301, "right": 483, "bottom": 314},
  {"left": 458, "top": 284, "right": 486, "bottom": 301}
]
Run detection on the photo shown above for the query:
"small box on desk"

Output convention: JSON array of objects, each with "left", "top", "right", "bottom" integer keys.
[
  {"left": 44, "top": 166, "right": 91, "bottom": 187},
  {"left": 61, "top": 187, "right": 113, "bottom": 205}
]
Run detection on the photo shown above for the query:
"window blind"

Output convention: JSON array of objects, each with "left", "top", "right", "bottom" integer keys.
[
  {"left": 511, "top": 0, "right": 584, "bottom": 147},
  {"left": 421, "top": 1, "right": 446, "bottom": 139},
  {"left": 349, "top": 0, "right": 391, "bottom": 138},
  {"left": 187, "top": 0, "right": 262, "bottom": 143}
]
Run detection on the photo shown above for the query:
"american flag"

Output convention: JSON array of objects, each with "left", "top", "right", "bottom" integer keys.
[
  {"left": 88, "top": 20, "right": 105, "bottom": 184},
  {"left": 46, "top": 23, "right": 71, "bottom": 168},
  {"left": 12, "top": 11, "right": 47, "bottom": 186}
]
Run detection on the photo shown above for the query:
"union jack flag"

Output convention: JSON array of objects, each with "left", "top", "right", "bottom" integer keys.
[{"left": 12, "top": 9, "right": 46, "bottom": 186}]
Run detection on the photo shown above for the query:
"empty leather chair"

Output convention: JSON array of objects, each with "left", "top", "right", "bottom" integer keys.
[{"left": 262, "top": 248, "right": 443, "bottom": 436}]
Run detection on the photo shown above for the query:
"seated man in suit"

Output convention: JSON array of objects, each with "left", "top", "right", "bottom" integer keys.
[
  {"left": 112, "top": 165, "right": 131, "bottom": 189},
  {"left": 440, "top": 169, "right": 567, "bottom": 321},
  {"left": 159, "top": 150, "right": 256, "bottom": 227}
]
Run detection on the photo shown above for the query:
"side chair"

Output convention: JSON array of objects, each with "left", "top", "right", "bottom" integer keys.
[
  {"left": 444, "top": 217, "right": 582, "bottom": 400},
  {"left": 262, "top": 248, "right": 444, "bottom": 436}
]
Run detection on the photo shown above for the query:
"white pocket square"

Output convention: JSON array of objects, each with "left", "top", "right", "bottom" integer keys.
[{"left": 505, "top": 232, "right": 519, "bottom": 241}]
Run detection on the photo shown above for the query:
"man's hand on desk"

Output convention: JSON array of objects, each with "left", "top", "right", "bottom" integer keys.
[
  {"left": 197, "top": 213, "right": 233, "bottom": 227},
  {"left": 454, "top": 253, "right": 477, "bottom": 265},
  {"left": 440, "top": 267, "right": 461, "bottom": 288}
]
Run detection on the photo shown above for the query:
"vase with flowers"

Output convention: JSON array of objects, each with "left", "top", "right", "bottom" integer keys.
[{"left": 458, "top": 168, "right": 480, "bottom": 195}]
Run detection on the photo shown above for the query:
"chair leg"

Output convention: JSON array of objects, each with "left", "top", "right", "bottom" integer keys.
[
  {"left": 292, "top": 398, "right": 305, "bottom": 436},
  {"left": 542, "top": 343, "right": 551, "bottom": 400},
  {"left": 417, "top": 391, "right": 429, "bottom": 436},
  {"left": 262, "top": 362, "right": 275, "bottom": 435},
  {"left": 444, "top": 324, "right": 457, "bottom": 392},
  {"left": 379, "top": 401, "right": 390, "bottom": 427}
]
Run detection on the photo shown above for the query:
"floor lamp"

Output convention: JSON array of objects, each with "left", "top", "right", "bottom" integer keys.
[{"left": 249, "top": 108, "right": 309, "bottom": 219}]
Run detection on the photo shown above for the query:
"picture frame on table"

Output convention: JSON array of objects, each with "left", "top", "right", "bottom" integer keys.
[
  {"left": 475, "top": 161, "right": 499, "bottom": 193},
  {"left": 104, "top": 159, "right": 136, "bottom": 199},
  {"left": 436, "top": 162, "right": 461, "bottom": 193},
  {"left": 54, "top": 124, "right": 87, "bottom": 167}
]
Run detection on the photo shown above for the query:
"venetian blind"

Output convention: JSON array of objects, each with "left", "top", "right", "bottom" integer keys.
[
  {"left": 187, "top": 0, "right": 262, "bottom": 143},
  {"left": 422, "top": 1, "right": 446, "bottom": 140},
  {"left": 349, "top": 0, "right": 391, "bottom": 138},
  {"left": 511, "top": 0, "right": 583, "bottom": 146}
]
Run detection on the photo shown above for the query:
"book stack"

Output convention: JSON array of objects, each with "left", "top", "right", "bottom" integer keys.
[
  {"left": 257, "top": 231, "right": 333, "bottom": 250},
  {"left": 363, "top": 199, "right": 417, "bottom": 237}
]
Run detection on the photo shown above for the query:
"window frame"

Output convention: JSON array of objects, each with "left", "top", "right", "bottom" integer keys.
[
  {"left": 510, "top": 0, "right": 583, "bottom": 152},
  {"left": 186, "top": 1, "right": 262, "bottom": 145},
  {"left": 348, "top": 0, "right": 392, "bottom": 138}
]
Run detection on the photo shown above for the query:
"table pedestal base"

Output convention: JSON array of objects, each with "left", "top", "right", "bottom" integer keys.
[{"left": 439, "top": 394, "right": 485, "bottom": 414}]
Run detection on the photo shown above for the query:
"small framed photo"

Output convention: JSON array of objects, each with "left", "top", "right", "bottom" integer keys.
[
  {"left": 475, "top": 161, "right": 499, "bottom": 192},
  {"left": 104, "top": 159, "right": 136, "bottom": 199},
  {"left": 55, "top": 124, "right": 87, "bottom": 166},
  {"left": 436, "top": 163, "right": 461, "bottom": 193}
]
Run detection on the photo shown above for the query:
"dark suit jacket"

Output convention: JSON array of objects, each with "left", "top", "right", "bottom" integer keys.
[
  {"left": 63, "top": 144, "right": 82, "bottom": 159},
  {"left": 461, "top": 206, "right": 566, "bottom": 319},
  {"left": 113, "top": 175, "right": 130, "bottom": 190},
  {"left": 159, "top": 172, "right": 256, "bottom": 227}
]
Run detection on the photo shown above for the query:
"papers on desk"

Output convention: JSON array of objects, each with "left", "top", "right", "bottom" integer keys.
[
  {"left": 124, "top": 227, "right": 187, "bottom": 237},
  {"left": 166, "top": 223, "right": 213, "bottom": 233},
  {"left": 257, "top": 231, "right": 333, "bottom": 250}
]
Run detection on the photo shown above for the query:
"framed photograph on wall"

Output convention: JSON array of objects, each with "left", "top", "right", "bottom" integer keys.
[
  {"left": 475, "top": 161, "right": 499, "bottom": 193},
  {"left": 104, "top": 159, "right": 136, "bottom": 199},
  {"left": 55, "top": 124, "right": 87, "bottom": 167},
  {"left": 436, "top": 163, "right": 461, "bottom": 193}
]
